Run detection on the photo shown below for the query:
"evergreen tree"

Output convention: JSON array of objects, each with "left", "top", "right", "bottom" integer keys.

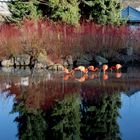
[
  {"left": 80, "top": 0, "right": 122, "bottom": 24},
  {"left": 45, "top": 0, "right": 80, "bottom": 24},
  {"left": 8, "top": 0, "right": 41, "bottom": 23},
  {"left": 8, "top": 0, "right": 122, "bottom": 25}
]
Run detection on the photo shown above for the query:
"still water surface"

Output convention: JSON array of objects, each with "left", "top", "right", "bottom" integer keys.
[{"left": 0, "top": 67, "right": 140, "bottom": 140}]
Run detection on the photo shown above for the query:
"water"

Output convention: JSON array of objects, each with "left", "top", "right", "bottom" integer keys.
[
  {"left": 119, "top": 93, "right": 140, "bottom": 140},
  {"left": 0, "top": 67, "right": 140, "bottom": 140}
]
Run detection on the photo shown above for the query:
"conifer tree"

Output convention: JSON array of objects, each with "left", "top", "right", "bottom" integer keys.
[
  {"left": 8, "top": 0, "right": 41, "bottom": 23},
  {"left": 80, "top": 0, "right": 122, "bottom": 24},
  {"left": 45, "top": 0, "right": 80, "bottom": 24}
]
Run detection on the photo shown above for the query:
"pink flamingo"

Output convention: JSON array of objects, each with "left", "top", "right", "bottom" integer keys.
[
  {"left": 63, "top": 68, "right": 74, "bottom": 80},
  {"left": 116, "top": 64, "right": 122, "bottom": 71},
  {"left": 64, "top": 68, "right": 74, "bottom": 74},
  {"left": 74, "top": 66, "right": 88, "bottom": 74},
  {"left": 102, "top": 64, "right": 108, "bottom": 73},
  {"left": 110, "top": 64, "right": 122, "bottom": 72},
  {"left": 88, "top": 65, "right": 99, "bottom": 72}
]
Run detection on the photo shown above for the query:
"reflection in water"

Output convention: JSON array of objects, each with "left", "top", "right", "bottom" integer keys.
[
  {"left": 0, "top": 94, "right": 18, "bottom": 140},
  {"left": 5, "top": 78, "right": 123, "bottom": 139},
  {"left": 10, "top": 83, "right": 121, "bottom": 140},
  {"left": 12, "top": 102, "right": 46, "bottom": 140},
  {"left": 81, "top": 93, "right": 121, "bottom": 140},
  {"left": 0, "top": 68, "right": 140, "bottom": 140},
  {"left": 64, "top": 72, "right": 123, "bottom": 82},
  {"left": 115, "top": 73, "right": 122, "bottom": 79}
]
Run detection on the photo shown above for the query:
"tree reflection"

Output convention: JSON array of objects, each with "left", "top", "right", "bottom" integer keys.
[
  {"left": 9, "top": 79, "right": 122, "bottom": 140},
  {"left": 12, "top": 101, "right": 47, "bottom": 140},
  {"left": 81, "top": 93, "right": 121, "bottom": 140},
  {"left": 47, "top": 94, "right": 81, "bottom": 140}
]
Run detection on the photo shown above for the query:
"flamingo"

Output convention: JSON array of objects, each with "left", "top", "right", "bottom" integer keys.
[
  {"left": 116, "top": 64, "right": 122, "bottom": 72},
  {"left": 74, "top": 66, "right": 88, "bottom": 74},
  {"left": 88, "top": 65, "right": 99, "bottom": 72},
  {"left": 102, "top": 64, "right": 108, "bottom": 73},
  {"left": 63, "top": 68, "right": 74, "bottom": 80},
  {"left": 75, "top": 74, "right": 88, "bottom": 82},
  {"left": 110, "top": 64, "right": 122, "bottom": 72},
  {"left": 110, "top": 66, "right": 116, "bottom": 72},
  {"left": 64, "top": 68, "right": 74, "bottom": 74}
]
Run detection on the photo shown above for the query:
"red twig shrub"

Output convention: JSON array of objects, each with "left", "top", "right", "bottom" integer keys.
[{"left": 0, "top": 19, "right": 139, "bottom": 62}]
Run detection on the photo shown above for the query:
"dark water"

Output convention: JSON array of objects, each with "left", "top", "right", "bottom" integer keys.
[{"left": 0, "top": 67, "right": 140, "bottom": 140}]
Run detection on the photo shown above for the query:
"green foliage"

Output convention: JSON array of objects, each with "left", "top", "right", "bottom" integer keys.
[
  {"left": 46, "top": 0, "right": 80, "bottom": 24},
  {"left": 8, "top": 0, "right": 122, "bottom": 25},
  {"left": 11, "top": 102, "right": 47, "bottom": 140},
  {"left": 51, "top": 94, "right": 81, "bottom": 140},
  {"left": 8, "top": 0, "right": 41, "bottom": 23},
  {"left": 81, "top": 93, "right": 121, "bottom": 140},
  {"left": 80, "top": 0, "right": 122, "bottom": 24}
]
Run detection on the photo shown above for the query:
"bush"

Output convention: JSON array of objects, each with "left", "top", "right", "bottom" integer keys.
[{"left": 0, "top": 20, "right": 137, "bottom": 62}]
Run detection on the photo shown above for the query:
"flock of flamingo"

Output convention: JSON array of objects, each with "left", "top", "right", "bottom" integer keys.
[{"left": 63, "top": 64, "right": 122, "bottom": 82}]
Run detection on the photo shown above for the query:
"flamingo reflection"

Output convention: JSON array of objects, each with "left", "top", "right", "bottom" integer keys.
[
  {"left": 75, "top": 74, "right": 88, "bottom": 82},
  {"left": 88, "top": 73, "right": 98, "bottom": 80},
  {"left": 102, "top": 74, "right": 108, "bottom": 81},
  {"left": 63, "top": 68, "right": 74, "bottom": 80},
  {"left": 63, "top": 74, "right": 73, "bottom": 81},
  {"left": 115, "top": 72, "right": 122, "bottom": 78}
]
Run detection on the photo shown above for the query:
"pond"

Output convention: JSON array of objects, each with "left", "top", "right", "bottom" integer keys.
[{"left": 0, "top": 67, "right": 140, "bottom": 140}]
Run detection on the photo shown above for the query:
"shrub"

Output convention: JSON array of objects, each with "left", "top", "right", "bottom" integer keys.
[{"left": 0, "top": 19, "right": 138, "bottom": 63}]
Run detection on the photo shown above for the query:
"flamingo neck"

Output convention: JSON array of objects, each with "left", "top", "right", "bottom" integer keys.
[
  {"left": 94, "top": 67, "right": 99, "bottom": 71},
  {"left": 110, "top": 66, "right": 116, "bottom": 69}
]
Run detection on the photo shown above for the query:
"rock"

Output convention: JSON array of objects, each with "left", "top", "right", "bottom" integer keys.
[
  {"left": 48, "top": 64, "right": 64, "bottom": 71},
  {"left": 1, "top": 59, "right": 14, "bottom": 67},
  {"left": 76, "top": 53, "right": 93, "bottom": 66},
  {"left": 66, "top": 55, "right": 73, "bottom": 66},
  {"left": 95, "top": 55, "right": 108, "bottom": 65},
  {"left": 37, "top": 52, "right": 47, "bottom": 64},
  {"left": 35, "top": 63, "right": 46, "bottom": 69},
  {"left": 110, "top": 54, "right": 121, "bottom": 64},
  {"left": 37, "top": 52, "right": 54, "bottom": 66},
  {"left": 1, "top": 67, "right": 13, "bottom": 73},
  {"left": 76, "top": 59, "right": 91, "bottom": 66},
  {"left": 12, "top": 67, "right": 31, "bottom": 76},
  {"left": 119, "top": 47, "right": 134, "bottom": 56},
  {"left": 11, "top": 54, "right": 30, "bottom": 66},
  {"left": 63, "top": 61, "right": 69, "bottom": 67},
  {"left": 127, "top": 47, "right": 133, "bottom": 56},
  {"left": 60, "top": 55, "right": 73, "bottom": 67},
  {"left": 121, "top": 55, "right": 132, "bottom": 64},
  {"left": 133, "top": 55, "right": 140, "bottom": 63},
  {"left": 60, "top": 58, "right": 68, "bottom": 67}
]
